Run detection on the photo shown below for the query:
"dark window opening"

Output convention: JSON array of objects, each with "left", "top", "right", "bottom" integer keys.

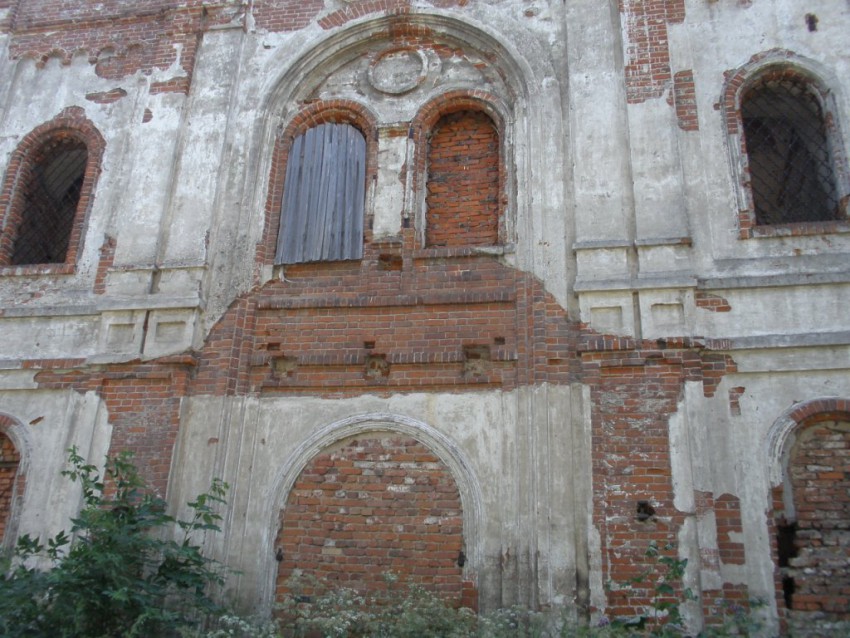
[
  {"left": 275, "top": 123, "right": 366, "bottom": 265},
  {"left": 11, "top": 137, "right": 88, "bottom": 265},
  {"left": 742, "top": 75, "right": 841, "bottom": 226},
  {"left": 777, "top": 520, "right": 798, "bottom": 609}
]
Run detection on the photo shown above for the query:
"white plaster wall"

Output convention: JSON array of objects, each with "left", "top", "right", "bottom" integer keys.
[
  {"left": 0, "top": 386, "right": 111, "bottom": 554},
  {"left": 167, "top": 384, "right": 590, "bottom": 613}
]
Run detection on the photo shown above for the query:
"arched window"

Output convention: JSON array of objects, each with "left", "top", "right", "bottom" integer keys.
[
  {"left": 742, "top": 73, "right": 841, "bottom": 226},
  {"left": 0, "top": 108, "right": 104, "bottom": 269},
  {"left": 275, "top": 122, "right": 366, "bottom": 264},
  {"left": 425, "top": 110, "right": 500, "bottom": 248},
  {"left": 723, "top": 55, "right": 850, "bottom": 238},
  {"left": 9, "top": 135, "right": 88, "bottom": 265}
]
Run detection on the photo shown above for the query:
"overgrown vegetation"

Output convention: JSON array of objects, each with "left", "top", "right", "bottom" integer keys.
[
  {"left": 275, "top": 560, "right": 765, "bottom": 638},
  {"left": 0, "top": 447, "right": 229, "bottom": 637},
  {"left": 0, "top": 450, "right": 766, "bottom": 637}
]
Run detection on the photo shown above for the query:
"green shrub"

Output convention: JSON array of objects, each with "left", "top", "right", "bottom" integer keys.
[{"left": 0, "top": 447, "right": 229, "bottom": 638}]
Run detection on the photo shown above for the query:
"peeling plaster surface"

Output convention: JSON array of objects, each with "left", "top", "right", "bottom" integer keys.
[{"left": 0, "top": 0, "right": 848, "bottom": 632}]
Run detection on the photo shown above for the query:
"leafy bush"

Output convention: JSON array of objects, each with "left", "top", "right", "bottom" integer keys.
[{"left": 0, "top": 447, "right": 229, "bottom": 638}]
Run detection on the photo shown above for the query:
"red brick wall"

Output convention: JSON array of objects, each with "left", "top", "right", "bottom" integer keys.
[
  {"left": 620, "top": 0, "right": 685, "bottom": 104},
  {"left": 579, "top": 336, "right": 740, "bottom": 619},
  {"left": 4, "top": 1, "right": 238, "bottom": 94},
  {"left": 426, "top": 111, "right": 500, "bottom": 248},
  {"left": 0, "top": 430, "right": 21, "bottom": 543},
  {"left": 785, "top": 420, "right": 850, "bottom": 619},
  {"left": 198, "top": 230, "right": 580, "bottom": 398},
  {"left": 34, "top": 357, "right": 195, "bottom": 495},
  {"left": 275, "top": 435, "right": 469, "bottom": 604}
]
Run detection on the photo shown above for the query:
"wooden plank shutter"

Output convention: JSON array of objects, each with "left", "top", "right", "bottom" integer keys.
[{"left": 275, "top": 123, "right": 366, "bottom": 264}]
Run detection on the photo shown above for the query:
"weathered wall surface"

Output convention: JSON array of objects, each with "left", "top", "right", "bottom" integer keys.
[{"left": 0, "top": 0, "right": 848, "bottom": 634}]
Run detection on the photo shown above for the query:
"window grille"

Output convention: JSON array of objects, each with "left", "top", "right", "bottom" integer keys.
[
  {"left": 742, "top": 75, "right": 841, "bottom": 225},
  {"left": 275, "top": 123, "right": 366, "bottom": 264},
  {"left": 11, "top": 137, "right": 88, "bottom": 265}
]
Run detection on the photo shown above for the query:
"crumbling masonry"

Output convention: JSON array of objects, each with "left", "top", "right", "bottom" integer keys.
[{"left": 0, "top": 1, "right": 848, "bottom": 635}]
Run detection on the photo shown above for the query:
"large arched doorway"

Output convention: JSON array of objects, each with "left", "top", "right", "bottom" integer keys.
[
  {"left": 0, "top": 426, "right": 23, "bottom": 545},
  {"left": 274, "top": 433, "right": 467, "bottom": 605},
  {"left": 773, "top": 411, "right": 850, "bottom": 634}
]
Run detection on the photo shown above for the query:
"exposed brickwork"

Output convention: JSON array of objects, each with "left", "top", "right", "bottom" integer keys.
[
  {"left": 34, "top": 356, "right": 196, "bottom": 494},
  {"left": 94, "top": 235, "right": 116, "bottom": 295},
  {"left": 785, "top": 420, "right": 850, "bottom": 618},
  {"left": 85, "top": 88, "right": 128, "bottom": 105},
  {"left": 672, "top": 70, "right": 698, "bottom": 131},
  {"left": 5, "top": 1, "right": 239, "bottom": 91},
  {"left": 0, "top": 429, "right": 21, "bottom": 543},
  {"left": 0, "top": 106, "right": 105, "bottom": 272},
  {"left": 700, "top": 353, "right": 738, "bottom": 398},
  {"left": 316, "top": 0, "right": 467, "bottom": 32},
  {"left": 695, "top": 291, "right": 732, "bottom": 312},
  {"left": 715, "top": 493, "right": 745, "bottom": 565},
  {"left": 275, "top": 435, "right": 469, "bottom": 605},
  {"left": 425, "top": 110, "right": 500, "bottom": 248},
  {"left": 578, "top": 337, "right": 738, "bottom": 619},
  {"left": 728, "top": 386, "right": 744, "bottom": 416},
  {"left": 201, "top": 231, "right": 581, "bottom": 398},
  {"left": 619, "top": 0, "right": 685, "bottom": 104}
]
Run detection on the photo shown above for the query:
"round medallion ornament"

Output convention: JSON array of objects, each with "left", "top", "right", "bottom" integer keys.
[{"left": 367, "top": 47, "right": 427, "bottom": 95}]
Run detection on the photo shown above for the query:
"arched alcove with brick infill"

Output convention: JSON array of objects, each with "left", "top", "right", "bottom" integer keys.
[
  {"left": 0, "top": 414, "right": 27, "bottom": 548},
  {"left": 274, "top": 432, "right": 471, "bottom": 606},
  {"left": 426, "top": 109, "right": 501, "bottom": 247},
  {"left": 767, "top": 398, "right": 850, "bottom": 634}
]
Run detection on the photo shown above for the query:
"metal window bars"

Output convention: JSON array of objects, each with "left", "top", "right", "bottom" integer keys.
[
  {"left": 742, "top": 75, "right": 841, "bottom": 226},
  {"left": 11, "top": 137, "right": 88, "bottom": 265}
]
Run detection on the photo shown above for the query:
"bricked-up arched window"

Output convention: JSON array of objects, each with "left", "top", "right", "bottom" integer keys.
[
  {"left": 0, "top": 430, "right": 22, "bottom": 545},
  {"left": 0, "top": 108, "right": 105, "bottom": 270},
  {"left": 426, "top": 110, "right": 500, "bottom": 248},
  {"left": 275, "top": 123, "right": 366, "bottom": 264},
  {"left": 777, "top": 418, "right": 850, "bottom": 625},
  {"left": 742, "top": 73, "right": 842, "bottom": 226}
]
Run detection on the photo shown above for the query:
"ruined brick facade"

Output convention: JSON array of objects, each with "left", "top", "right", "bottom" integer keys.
[{"left": 0, "top": 0, "right": 848, "bottom": 634}]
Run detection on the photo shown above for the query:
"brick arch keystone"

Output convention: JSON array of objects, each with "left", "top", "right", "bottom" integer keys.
[{"left": 260, "top": 412, "right": 483, "bottom": 612}]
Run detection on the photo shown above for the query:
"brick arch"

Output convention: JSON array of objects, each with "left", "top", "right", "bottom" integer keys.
[
  {"left": 0, "top": 413, "right": 28, "bottom": 549},
  {"left": 263, "top": 413, "right": 482, "bottom": 613},
  {"left": 257, "top": 100, "right": 379, "bottom": 267},
  {"left": 766, "top": 397, "right": 850, "bottom": 485},
  {"left": 766, "top": 398, "right": 850, "bottom": 629},
  {"left": 0, "top": 106, "right": 106, "bottom": 273}
]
